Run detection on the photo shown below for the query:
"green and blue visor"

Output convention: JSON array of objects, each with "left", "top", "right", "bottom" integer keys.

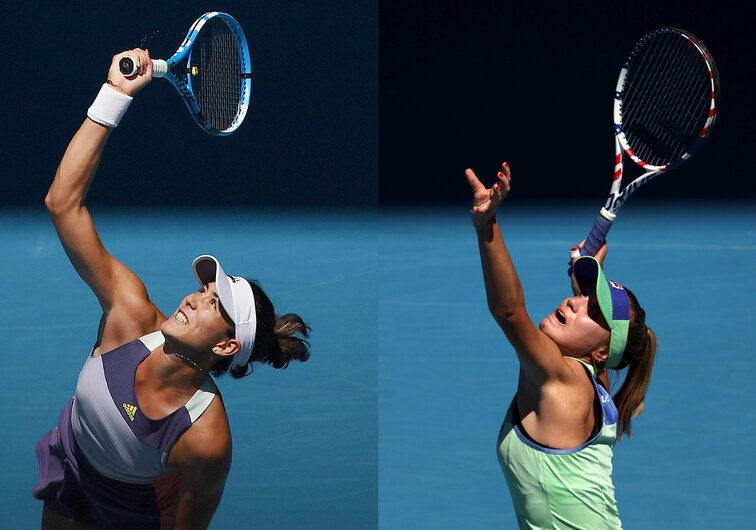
[{"left": 573, "top": 256, "right": 630, "bottom": 369}]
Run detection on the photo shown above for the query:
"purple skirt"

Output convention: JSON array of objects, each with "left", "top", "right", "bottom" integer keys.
[{"left": 33, "top": 399, "right": 180, "bottom": 529}]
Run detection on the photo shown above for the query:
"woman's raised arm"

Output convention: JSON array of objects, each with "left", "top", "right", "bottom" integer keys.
[
  {"left": 45, "top": 49, "right": 161, "bottom": 340},
  {"left": 467, "top": 163, "right": 568, "bottom": 385}
]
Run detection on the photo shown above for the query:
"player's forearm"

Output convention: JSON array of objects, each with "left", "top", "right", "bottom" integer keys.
[
  {"left": 475, "top": 220, "right": 525, "bottom": 322},
  {"left": 173, "top": 490, "right": 222, "bottom": 530},
  {"left": 45, "top": 119, "right": 112, "bottom": 214}
]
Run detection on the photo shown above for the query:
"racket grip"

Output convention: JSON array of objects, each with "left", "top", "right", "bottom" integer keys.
[
  {"left": 567, "top": 212, "right": 614, "bottom": 277},
  {"left": 580, "top": 213, "right": 614, "bottom": 256},
  {"left": 118, "top": 56, "right": 168, "bottom": 78}
]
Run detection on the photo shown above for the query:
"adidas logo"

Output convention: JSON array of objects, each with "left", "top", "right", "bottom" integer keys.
[{"left": 122, "top": 403, "right": 138, "bottom": 422}]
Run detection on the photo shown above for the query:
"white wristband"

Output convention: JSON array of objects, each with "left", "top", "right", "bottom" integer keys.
[{"left": 87, "top": 83, "right": 133, "bottom": 128}]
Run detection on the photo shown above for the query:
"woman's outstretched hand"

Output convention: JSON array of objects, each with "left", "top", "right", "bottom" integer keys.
[{"left": 465, "top": 162, "right": 511, "bottom": 227}]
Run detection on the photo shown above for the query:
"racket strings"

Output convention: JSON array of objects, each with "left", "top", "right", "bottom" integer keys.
[
  {"left": 621, "top": 30, "right": 713, "bottom": 166},
  {"left": 626, "top": 35, "right": 699, "bottom": 144},
  {"left": 650, "top": 38, "right": 709, "bottom": 142},
  {"left": 634, "top": 40, "right": 701, "bottom": 157},
  {"left": 191, "top": 17, "right": 245, "bottom": 132},
  {"left": 624, "top": 38, "right": 710, "bottom": 163},
  {"left": 626, "top": 38, "right": 705, "bottom": 160}
]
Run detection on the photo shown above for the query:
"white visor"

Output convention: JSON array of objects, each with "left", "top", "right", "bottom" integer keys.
[{"left": 192, "top": 255, "right": 257, "bottom": 369}]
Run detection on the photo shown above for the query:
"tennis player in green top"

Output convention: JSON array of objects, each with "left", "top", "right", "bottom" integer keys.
[{"left": 466, "top": 162, "right": 657, "bottom": 529}]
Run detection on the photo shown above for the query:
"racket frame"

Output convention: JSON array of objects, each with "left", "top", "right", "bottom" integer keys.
[{"left": 580, "top": 27, "right": 719, "bottom": 257}]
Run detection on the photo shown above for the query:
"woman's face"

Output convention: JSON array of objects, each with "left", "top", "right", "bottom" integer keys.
[
  {"left": 539, "top": 289, "right": 611, "bottom": 358},
  {"left": 161, "top": 281, "right": 234, "bottom": 354}
]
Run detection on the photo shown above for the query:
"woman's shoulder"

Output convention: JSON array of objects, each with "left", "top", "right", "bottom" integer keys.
[
  {"left": 538, "top": 358, "right": 596, "bottom": 410},
  {"left": 93, "top": 301, "right": 166, "bottom": 356},
  {"left": 174, "top": 389, "right": 232, "bottom": 465}
]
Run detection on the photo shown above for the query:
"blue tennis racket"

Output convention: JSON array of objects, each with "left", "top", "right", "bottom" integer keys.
[{"left": 119, "top": 11, "right": 252, "bottom": 136}]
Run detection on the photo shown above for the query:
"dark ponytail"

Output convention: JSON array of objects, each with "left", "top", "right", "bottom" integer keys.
[
  {"left": 611, "top": 288, "right": 657, "bottom": 440},
  {"left": 211, "top": 280, "right": 310, "bottom": 378}
]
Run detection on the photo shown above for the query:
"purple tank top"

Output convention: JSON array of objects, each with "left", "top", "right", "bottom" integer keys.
[{"left": 70, "top": 331, "right": 218, "bottom": 483}]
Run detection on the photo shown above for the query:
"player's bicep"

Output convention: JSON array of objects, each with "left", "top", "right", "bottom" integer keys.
[{"left": 49, "top": 205, "right": 149, "bottom": 313}]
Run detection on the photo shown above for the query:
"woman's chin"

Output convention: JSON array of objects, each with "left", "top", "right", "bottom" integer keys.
[
  {"left": 538, "top": 317, "right": 552, "bottom": 333},
  {"left": 160, "top": 318, "right": 182, "bottom": 338}
]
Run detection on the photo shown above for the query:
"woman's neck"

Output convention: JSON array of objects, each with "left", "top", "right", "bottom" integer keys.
[{"left": 145, "top": 344, "right": 209, "bottom": 395}]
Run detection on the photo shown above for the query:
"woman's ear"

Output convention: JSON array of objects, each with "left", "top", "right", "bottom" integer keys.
[
  {"left": 591, "top": 346, "right": 609, "bottom": 365},
  {"left": 212, "top": 338, "right": 241, "bottom": 358}
]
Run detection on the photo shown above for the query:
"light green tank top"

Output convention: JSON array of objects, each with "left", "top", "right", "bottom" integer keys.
[{"left": 496, "top": 361, "right": 622, "bottom": 529}]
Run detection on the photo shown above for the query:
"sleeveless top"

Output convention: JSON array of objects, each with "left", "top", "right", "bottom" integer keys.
[
  {"left": 70, "top": 331, "right": 218, "bottom": 483},
  {"left": 496, "top": 360, "right": 622, "bottom": 529}
]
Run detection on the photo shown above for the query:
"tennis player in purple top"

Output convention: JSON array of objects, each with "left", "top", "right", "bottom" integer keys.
[{"left": 33, "top": 49, "right": 310, "bottom": 529}]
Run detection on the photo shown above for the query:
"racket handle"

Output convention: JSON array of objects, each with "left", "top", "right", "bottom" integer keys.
[
  {"left": 581, "top": 212, "right": 614, "bottom": 256},
  {"left": 567, "top": 211, "right": 614, "bottom": 277},
  {"left": 118, "top": 56, "right": 168, "bottom": 78}
]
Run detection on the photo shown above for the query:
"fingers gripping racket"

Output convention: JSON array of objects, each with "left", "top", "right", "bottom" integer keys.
[
  {"left": 120, "top": 11, "right": 252, "bottom": 136},
  {"left": 579, "top": 27, "right": 720, "bottom": 257}
]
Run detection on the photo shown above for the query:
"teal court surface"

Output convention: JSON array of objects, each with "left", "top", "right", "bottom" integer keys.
[
  {"left": 379, "top": 200, "right": 755, "bottom": 529},
  {"left": 1, "top": 201, "right": 754, "bottom": 528},
  {"left": 1, "top": 207, "right": 377, "bottom": 529}
]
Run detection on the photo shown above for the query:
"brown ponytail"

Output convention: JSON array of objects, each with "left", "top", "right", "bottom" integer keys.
[
  {"left": 611, "top": 288, "right": 657, "bottom": 440},
  {"left": 271, "top": 313, "right": 311, "bottom": 368},
  {"left": 211, "top": 280, "right": 311, "bottom": 379}
]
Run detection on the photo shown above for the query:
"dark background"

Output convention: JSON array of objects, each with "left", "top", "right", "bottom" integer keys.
[
  {"left": 380, "top": 0, "right": 755, "bottom": 204},
  {"left": 1, "top": 1, "right": 377, "bottom": 207},
  {"left": 3, "top": 2, "right": 751, "bottom": 208}
]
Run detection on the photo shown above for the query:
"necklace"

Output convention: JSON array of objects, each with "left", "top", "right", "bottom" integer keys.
[{"left": 172, "top": 351, "right": 208, "bottom": 373}]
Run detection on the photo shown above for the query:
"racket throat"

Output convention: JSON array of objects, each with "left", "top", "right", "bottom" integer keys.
[
  {"left": 599, "top": 207, "right": 616, "bottom": 222},
  {"left": 151, "top": 59, "right": 168, "bottom": 78},
  {"left": 604, "top": 190, "right": 629, "bottom": 216}
]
